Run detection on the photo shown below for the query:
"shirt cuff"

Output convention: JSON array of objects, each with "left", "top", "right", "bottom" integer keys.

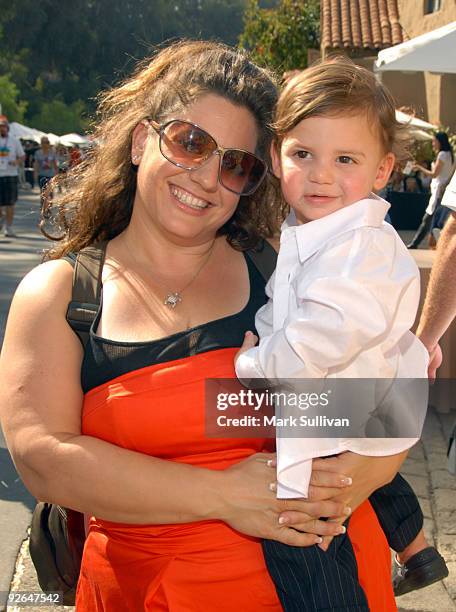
[{"left": 235, "top": 347, "right": 265, "bottom": 381}]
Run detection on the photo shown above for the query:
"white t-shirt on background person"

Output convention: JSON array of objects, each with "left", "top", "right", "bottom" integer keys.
[{"left": 0, "top": 134, "right": 24, "bottom": 177}]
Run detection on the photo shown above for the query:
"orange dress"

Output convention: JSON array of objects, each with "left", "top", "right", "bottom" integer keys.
[{"left": 75, "top": 258, "right": 396, "bottom": 611}]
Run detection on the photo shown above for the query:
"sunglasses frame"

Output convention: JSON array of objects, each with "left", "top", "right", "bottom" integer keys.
[{"left": 145, "top": 119, "right": 268, "bottom": 196}]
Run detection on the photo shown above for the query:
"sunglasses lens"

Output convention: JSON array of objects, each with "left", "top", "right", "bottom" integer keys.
[
  {"left": 157, "top": 120, "right": 266, "bottom": 195},
  {"left": 161, "top": 121, "right": 215, "bottom": 168},
  {"left": 220, "top": 150, "right": 266, "bottom": 195}
]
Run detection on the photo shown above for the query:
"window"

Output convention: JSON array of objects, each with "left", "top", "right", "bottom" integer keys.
[{"left": 425, "top": 0, "right": 442, "bottom": 13}]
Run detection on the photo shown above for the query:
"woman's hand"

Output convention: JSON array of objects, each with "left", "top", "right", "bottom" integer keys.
[
  {"left": 277, "top": 451, "right": 407, "bottom": 550},
  {"left": 218, "top": 453, "right": 352, "bottom": 547},
  {"left": 413, "top": 163, "right": 429, "bottom": 175}
]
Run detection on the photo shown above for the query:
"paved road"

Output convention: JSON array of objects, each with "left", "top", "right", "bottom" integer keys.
[{"left": 0, "top": 190, "right": 48, "bottom": 604}]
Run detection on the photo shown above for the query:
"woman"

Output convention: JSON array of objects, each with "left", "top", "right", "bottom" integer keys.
[
  {"left": 408, "top": 131, "right": 454, "bottom": 249},
  {"left": 34, "top": 136, "right": 58, "bottom": 191},
  {"left": 34, "top": 136, "right": 58, "bottom": 213},
  {"left": 0, "top": 41, "right": 404, "bottom": 610}
]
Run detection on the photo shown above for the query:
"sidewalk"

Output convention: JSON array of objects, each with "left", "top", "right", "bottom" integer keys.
[
  {"left": 0, "top": 190, "right": 49, "bottom": 612},
  {"left": 0, "top": 193, "right": 455, "bottom": 611},
  {"left": 396, "top": 407, "right": 456, "bottom": 611}
]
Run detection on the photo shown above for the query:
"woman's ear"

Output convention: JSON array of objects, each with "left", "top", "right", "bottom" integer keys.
[
  {"left": 373, "top": 152, "right": 395, "bottom": 190},
  {"left": 131, "top": 121, "right": 150, "bottom": 165},
  {"left": 270, "top": 141, "right": 282, "bottom": 179}
]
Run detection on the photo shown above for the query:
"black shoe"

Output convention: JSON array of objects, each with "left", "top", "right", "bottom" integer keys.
[
  {"left": 393, "top": 547, "right": 449, "bottom": 597},
  {"left": 406, "top": 243, "right": 418, "bottom": 249}
]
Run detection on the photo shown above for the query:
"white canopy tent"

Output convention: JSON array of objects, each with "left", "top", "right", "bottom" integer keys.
[
  {"left": 395, "top": 110, "right": 436, "bottom": 140},
  {"left": 375, "top": 21, "right": 456, "bottom": 74},
  {"left": 59, "top": 133, "right": 91, "bottom": 147},
  {"left": 9, "top": 121, "right": 45, "bottom": 143},
  {"left": 46, "top": 133, "right": 61, "bottom": 146},
  {"left": 9, "top": 122, "right": 63, "bottom": 146},
  {"left": 395, "top": 110, "right": 437, "bottom": 131}
]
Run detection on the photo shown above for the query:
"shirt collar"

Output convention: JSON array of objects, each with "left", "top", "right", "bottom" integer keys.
[{"left": 281, "top": 195, "right": 390, "bottom": 263}]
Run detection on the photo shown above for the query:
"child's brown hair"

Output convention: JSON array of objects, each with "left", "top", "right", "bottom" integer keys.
[{"left": 274, "top": 56, "right": 410, "bottom": 162}]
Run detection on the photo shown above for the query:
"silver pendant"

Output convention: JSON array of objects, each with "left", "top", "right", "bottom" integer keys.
[{"left": 164, "top": 292, "right": 182, "bottom": 309}]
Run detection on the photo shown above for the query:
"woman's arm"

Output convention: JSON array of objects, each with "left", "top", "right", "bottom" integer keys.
[
  {"left": 0, "top": 261, "right": 349, "bottom": 545},
  {"left": 414, "top": 158, "right": 443, "bottom": 179}
]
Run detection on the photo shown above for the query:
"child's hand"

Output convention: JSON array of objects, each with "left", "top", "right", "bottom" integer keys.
[{"left": 234, "top": 331, "right": 258, "bottom": 364}]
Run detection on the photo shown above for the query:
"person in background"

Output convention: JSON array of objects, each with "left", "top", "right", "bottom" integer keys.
[
  {"left": 416, "top": 173, "right": 456, "bottom": 476},
  {"left": 416, "top": 160, "right": 432, "bottom": 193},
  {"left": 417, "top": 171, "right": 456, "bottom": 378},
  {"left": 34, "top": 136, "right": 58, "bottom": 213},
  {"left": 404, "top": 175, "right": 420, "bottom": 193},
  {"left": 407, "top": 132, "right": 454, "bottom": 249},
  {"left": 56, "top": 144, "right": 69, "bottom": 174},
  {"left": 0, "top": 115, "right": 25, "bottom": 237},
  {"left": 23, "top": 141, "right": 38, "bottom": 189},
  {"left": 387, "top": 167, "right": 405, "bottom": 194},
  {"left": 69, "top": 145, "right": 82, "bottom": 167}
]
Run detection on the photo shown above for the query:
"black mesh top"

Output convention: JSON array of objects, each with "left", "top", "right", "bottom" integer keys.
[{"left": 81, "top": 254, "right": 268, "bottom": 393}]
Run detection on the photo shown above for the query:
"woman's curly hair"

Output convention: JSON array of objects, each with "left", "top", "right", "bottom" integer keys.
[{"left": 43, "top": 40, "right": 285, "bottom": 259}]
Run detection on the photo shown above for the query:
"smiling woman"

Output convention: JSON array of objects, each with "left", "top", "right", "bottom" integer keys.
[
  {"left": 42, "top": 41, "right": 283, "bottom": 258},
  {"left": 0, "top": 40, "right": 410, "bottom": 612}
]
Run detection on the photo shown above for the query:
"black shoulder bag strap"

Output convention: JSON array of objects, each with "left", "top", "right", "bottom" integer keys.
[
  {"left": 246, "top": 239, "right": 278, "bottom": 283},
  {"left": 64, "top": 241, "right": 107, "bottom": 347},
  {"left": 29, "top": 241, "right": 108, "bottom": 606}
]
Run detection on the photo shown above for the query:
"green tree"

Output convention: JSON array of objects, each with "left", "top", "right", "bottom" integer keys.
[
  {"left": 172, "top": 0, "right": 246, "bottom": 45},
  {"left": 0, "top": 74, "right": 27, "bottom": 121},
  {"left": 239, "top": 0, "right": 320, "bottom": 72},
  {"left": 30, "top": 99, "right": 89, "bottom": 134},
  {"left": 0, "top": 0, "right": 252, "bottom": 133}
]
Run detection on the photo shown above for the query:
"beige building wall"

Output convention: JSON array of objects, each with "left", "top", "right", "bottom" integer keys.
[
  {"left": 395, "top": 0, "right": 456, "bottom": 130},
  {"left": 354, "top": 56, "right": 429, "bottom": 121},
  {"left": 398, "top": 0, "right": 456, "bottom": 37},
  {"left": 383, "top": 72, "right": 429, "bottom": 118}
]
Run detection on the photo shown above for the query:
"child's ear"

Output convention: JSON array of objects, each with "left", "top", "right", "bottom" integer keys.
[
  {"left": 270, "top": 141, "right": 282, "bottom": 179},
  {"left": 373, "top": 152, "right": 395, "bottom": 190}
]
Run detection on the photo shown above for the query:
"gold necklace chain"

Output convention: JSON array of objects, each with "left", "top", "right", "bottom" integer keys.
[{"left": 161, "top": 240, "right": 216, "bottom": 309}]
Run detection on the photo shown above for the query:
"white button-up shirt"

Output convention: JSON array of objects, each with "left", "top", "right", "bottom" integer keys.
[{"left": 235, "top": 196, "right": 429, "bottom": 498}]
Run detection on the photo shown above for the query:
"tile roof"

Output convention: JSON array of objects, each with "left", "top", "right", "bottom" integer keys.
[{"left": 321, "top": 0, "right": 408, "bottom": 52}]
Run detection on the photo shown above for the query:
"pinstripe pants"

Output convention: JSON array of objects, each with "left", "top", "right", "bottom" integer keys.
[
  {"left": 263, "top": 524, "right": 369, "bottom": 611},
  {"left": 369, "top": 473, "right": 423, "bottom": 552},
  {"left": 263, "top": 474, "right": 423, "bottom": 611}
]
